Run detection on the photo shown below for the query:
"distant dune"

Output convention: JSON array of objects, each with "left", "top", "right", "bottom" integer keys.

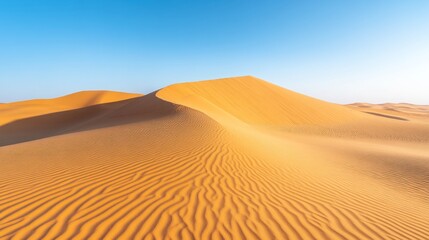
[
  {"left": 1, "top": 76, "right": 428, "bottom": 239},
  {"left": 0, "top": 90, "right": 141, "bottom": 126},
  {"left": 349, "top": 102, "right": 429, "bottom": 120}
]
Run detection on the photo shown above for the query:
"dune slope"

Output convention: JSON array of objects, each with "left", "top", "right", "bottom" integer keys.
[{"left": 1, "top": 77, "right": 429, "bottom": 240}]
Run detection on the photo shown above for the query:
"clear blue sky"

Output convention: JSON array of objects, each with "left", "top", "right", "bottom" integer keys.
[{"left": 1, "top": 0, "right": 428, "bottom": 104}]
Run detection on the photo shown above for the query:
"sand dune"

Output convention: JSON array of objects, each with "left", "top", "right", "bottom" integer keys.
[
  {"left": 349, "top": 102, "right": 429, "bottom": 121},
  {"left": 158, "top": 76, "right": 364, "bottom": 126},
  {"left": 0, "top": 90, "right": 141, "bottom": 126},
  {"left": 1, "top": 77, "right": 428, "bottom": 239}
]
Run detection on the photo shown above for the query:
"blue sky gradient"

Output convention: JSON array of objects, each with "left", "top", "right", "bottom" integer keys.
[{"left": 1, "top": 0, "right": 429, "bottom": 103}]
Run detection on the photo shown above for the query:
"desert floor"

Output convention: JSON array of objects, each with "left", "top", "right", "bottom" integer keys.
[{"left": 1, "top": 76, "right": 428, "bottom": 239}]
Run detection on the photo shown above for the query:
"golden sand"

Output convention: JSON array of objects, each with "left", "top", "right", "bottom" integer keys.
[{"left": 1, "top": 77, "right": 428, "bottom": 239}]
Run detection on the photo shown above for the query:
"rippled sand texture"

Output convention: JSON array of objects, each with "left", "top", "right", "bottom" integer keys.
[{"left": 1, "top": 76, "right": 428, "bottom": 239}]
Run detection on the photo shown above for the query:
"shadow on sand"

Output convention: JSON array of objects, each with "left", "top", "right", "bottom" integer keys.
[{"left": 0, "top": 92, "right": 181, "bottom": 147}]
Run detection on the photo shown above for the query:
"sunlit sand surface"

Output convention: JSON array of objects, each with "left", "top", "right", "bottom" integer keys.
[{"left": 1, "top": 77, "right": 428, "bottom": 239}]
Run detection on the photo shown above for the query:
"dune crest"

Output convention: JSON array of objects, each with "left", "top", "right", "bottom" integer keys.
[
  {"left": 1, "top": 77, "right": 428, "bottom": 239},
  {"left": 157, "top": 76, "right": 363, "bottom": 126}
]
